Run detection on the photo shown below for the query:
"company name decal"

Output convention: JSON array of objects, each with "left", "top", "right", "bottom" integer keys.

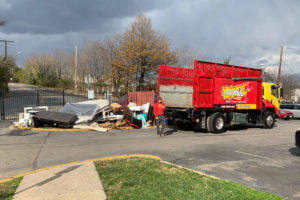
[{"left": 221, "top": 82, "right": 250, "bottom": 101}]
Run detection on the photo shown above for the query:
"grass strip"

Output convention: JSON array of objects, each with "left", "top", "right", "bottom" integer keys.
[
  {"left": 95, "top": 158, "right": 283, "bottom": 200},
  {"left": 0, "top": 177, "right": 22, "bottom": 200}
]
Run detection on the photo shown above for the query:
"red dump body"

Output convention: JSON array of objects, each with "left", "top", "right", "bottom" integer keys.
[{"left": 159, "top": 60, "right": 263, "bottom": 111}]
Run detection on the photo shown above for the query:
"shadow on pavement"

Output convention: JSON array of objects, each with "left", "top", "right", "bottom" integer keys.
[
  {"left": 164, "top": 129, "right": 178, "bottom": 136},
  {"left": 15, "top": 165, "right": 82, "bottom": 195},
  {"left": 9, "top": 130, "right": 38, "bottom": 136},
  {"left": 289, "top": 147, "right": 300, "bottom": 157},
  {"left": 0, "top": 130, "right": 38, "bottom": 137}
]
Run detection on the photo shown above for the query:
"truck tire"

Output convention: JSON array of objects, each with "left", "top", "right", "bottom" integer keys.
[
  {"left": 206, "top": 115, "right": 213, "bottom": 133},
  {"left": 207, "top": 112, "right": 226, "bottom": 133},
  {"left": 264, "top": 111, "right": 275, "bottom": 128}
]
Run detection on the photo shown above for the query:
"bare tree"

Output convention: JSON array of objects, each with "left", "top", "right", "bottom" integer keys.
[
  {"left": 80, "top": 41, "right": 110, "bottom": 85},
  {"left": 53, "top": 50, "right": 72, "bottom": 80},
  {"left": 281, "top": 73, "right": 300, "bottom": 99},
  {"left": 176, "top": 48, "right": 203, "bottom": 68},
  {"left": 104, "top": 35, "right": 122, "bottom": 94},
  {"left": 24, "top": 54, "right": 57, "bottom": 87}
]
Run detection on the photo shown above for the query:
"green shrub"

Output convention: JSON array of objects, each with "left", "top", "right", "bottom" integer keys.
[{"left": 56, "top": 79, "right": 74, "bottom": 89}]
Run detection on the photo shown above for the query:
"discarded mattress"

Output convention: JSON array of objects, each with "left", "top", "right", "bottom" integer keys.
[
  {"left": 61, "top": 103, "right": 99, "bottom": 124},
  {"left": 32, "top": 111, "right": 78, "bottom": 128},
  {"left": 78, "top": 99, "right": 109, "bottom": 108}
]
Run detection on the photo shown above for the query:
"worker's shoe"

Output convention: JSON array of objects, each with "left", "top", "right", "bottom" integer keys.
[{"left": 157, "top": 134, "right": 161, "bottom": 137}]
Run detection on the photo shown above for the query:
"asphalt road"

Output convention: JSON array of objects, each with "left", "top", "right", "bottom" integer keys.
[
  {"left": 2, "top": 83, "right": 87, "bottom": 119},
  {"left": 0, "top": 120, "right": 300, "bottom": 199}
]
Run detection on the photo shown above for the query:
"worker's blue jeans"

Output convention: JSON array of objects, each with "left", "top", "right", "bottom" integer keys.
[{"left": 156, "top": 115, "right": 165, "bottom": 135}]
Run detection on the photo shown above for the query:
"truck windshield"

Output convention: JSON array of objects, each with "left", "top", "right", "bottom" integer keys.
[{"left": 271, "top": 85, "right": 278, "bottom": 98}]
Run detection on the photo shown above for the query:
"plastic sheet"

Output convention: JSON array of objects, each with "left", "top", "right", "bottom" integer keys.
[{"left": 61, "top": 103, "right": 99, "bottom": 124}]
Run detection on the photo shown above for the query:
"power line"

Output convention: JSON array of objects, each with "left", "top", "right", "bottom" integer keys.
[{"left": 282, "top": 59, "right": 299, "bottom": 75}]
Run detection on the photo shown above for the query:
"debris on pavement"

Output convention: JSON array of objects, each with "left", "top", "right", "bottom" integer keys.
[
  {"left": 13, "top": 94, "right": 156, "bottom": 131},
  {"left": 73, "top": 122, "right": 107, "bottom": 132},
  {"left": 125, "top": 115, "right": 142, "bottom": 129}
]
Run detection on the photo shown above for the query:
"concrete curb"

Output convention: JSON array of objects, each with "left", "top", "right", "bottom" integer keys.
[{"left": 0, "top": 154, "right": 161, "bottom": 183}]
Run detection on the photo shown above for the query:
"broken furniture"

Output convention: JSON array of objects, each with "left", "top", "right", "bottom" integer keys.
[
  {"left": 18, "top": 106, "right": 49, "bottom": 127},
  {"left": 32, "top": 111, "right": 78, "bottom": 128}
]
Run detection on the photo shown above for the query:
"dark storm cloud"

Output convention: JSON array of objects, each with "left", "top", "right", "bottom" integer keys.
[
  {"left": 147, "top": 0, "right": 300, "bottom": 68},
  {"left": 0, "top": 0, "right": 167, "bottom": 34},
  {"left": 1, "top": 0, "right": 300, "bottom": 70}
]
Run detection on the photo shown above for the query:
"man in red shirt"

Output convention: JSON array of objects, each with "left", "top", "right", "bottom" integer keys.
[{"left": 154, "top": 96, "right": 166, "bottom": 137}]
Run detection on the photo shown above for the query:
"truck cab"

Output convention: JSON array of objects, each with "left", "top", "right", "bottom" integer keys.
[{"left": 263, "top": 82, "right": 283, "bottom": 116}]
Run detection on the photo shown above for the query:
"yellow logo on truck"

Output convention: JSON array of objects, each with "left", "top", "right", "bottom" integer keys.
[{"left": 221, "top": 83, "right": 250, "bottom": 101}]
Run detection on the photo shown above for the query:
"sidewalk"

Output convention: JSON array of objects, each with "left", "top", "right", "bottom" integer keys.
[{"left": 12, "top": 162, "right": 107, "bottom": 200}]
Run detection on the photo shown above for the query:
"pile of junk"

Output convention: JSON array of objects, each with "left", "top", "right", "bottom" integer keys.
[{"left": 13, "top": 99, "right": 154, "bottom": 132}]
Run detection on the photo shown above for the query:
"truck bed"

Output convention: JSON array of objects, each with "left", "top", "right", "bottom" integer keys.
[
  {"left": 193, "top": 60, "right": 263, "bottom": 110},
  {"left": 158, "top": 66, "right": 194, "bottom": 108},
  {"left": 159, "top": 60, "right": 263, "bottom": 111}
]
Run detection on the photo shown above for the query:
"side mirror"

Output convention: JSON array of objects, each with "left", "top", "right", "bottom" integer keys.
[{"left": 280, "top": 88, "right": 283, "bottom": 98}]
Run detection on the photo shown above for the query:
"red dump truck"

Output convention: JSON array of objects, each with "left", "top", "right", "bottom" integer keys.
[{"left": 158, "top": 60, "right": 281, "bottom": 133}]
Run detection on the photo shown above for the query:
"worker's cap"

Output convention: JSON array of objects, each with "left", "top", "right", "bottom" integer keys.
[{"left": 157, "top": 96, "right": 162, "bottom": 100}]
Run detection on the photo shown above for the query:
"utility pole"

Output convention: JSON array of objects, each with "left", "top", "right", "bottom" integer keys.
[
  {"left": 0, "top": 40, "right": 14, "bottom": 61},
  {"left": 0, "top": 40, "right": 14, "bottom": 86},
  {"left": 276, "top": 45, "right": 284, "bottom": 85},
  {"left": 74, "top": 45, "right": 78, "bottom": 92}
]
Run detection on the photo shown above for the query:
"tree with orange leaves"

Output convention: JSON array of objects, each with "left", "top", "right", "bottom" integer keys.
[{"left": 113, "top": 14, "right": 177, "bottom": 91}]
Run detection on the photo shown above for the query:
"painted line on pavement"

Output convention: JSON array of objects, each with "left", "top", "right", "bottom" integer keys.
[
  {"left": 235, "top": 150, "right": 272, "bottom": 160},
  {"left": 0, "top": 154, "right": 161, "bottom": 183},
  {"left": 16, "top": 126, "right": 91, "bottom": 132}
]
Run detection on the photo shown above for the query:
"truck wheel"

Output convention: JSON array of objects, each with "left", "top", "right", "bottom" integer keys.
[
  {"left": 208, "top": 112, "right": 226, "bottom": 133},
  {"left": 206, "top": 115, "right": 213, "bottom": 133},
  {"left": 264, "top": 111, "right": 275, "bottom": 128}
]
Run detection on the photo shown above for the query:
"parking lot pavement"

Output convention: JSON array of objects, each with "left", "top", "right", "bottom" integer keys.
[{"left": 0, "top": 119, "right": 300, "bottom": 199}]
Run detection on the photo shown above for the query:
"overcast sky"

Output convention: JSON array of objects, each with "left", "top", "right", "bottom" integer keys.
[{"left": 0, "top": 0, "right": 299, "bottom": 73}]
